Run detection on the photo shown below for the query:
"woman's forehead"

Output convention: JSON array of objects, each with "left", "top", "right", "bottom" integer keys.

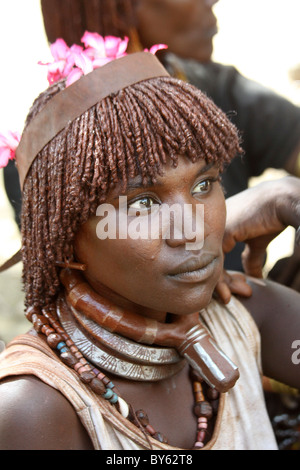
[{"left": 107, "top": 157, "right": 217, "bottom": 197}]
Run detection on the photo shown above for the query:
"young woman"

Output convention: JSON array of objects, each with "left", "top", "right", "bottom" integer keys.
[{"left": 0, "top": 48, "right": 299, "bottom": 450}]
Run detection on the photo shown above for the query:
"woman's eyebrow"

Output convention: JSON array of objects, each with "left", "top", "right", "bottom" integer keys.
[
  {"left": 121, "top": 162, "right": 217, "bottom": 193},
  {"left": 195, "top": 162, "right": 216, "bottom": 177},
  {"left": 125, "top": 175, "right": 166, "bottom": 192},
  {"left": 110, "top": 176, "right": 150, "bottom": 200},
  {"left": 126, "top": 176, "right": 147, "bottom": 191}
]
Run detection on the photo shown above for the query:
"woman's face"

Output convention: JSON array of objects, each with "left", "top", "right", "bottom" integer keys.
[
  {"left": 74, "top": 156, "right": 226, "bottom": 321},
  {"left": 135, "top": 0, "right": 219, "bottom": 63}
]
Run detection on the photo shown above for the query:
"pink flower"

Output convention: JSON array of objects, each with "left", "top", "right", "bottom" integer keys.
[
  {"left": 0, "top": 131, "right": 21, "bottom": 169},
  {"left": 39, "top": 38, "right": 90, "bottom": 85},
  {"left": 39, "top": 38, "right": 71, "bottom": 85},
  {"left": 66, "top": 49, "right": 94, "bottom": 87},
  {"left": 50, "top": 38, "right": 70, "bottom": 61},
  {"left": 102, "top": 35, "right": 129, "bottom": 58},
  {"left": 81, "top": 32, "right": 129, "bottom": 67},
  {"left": 39, "top": 32, "right": 168, "bottom": 88},
  {"left": 43, "top": 60, "right": 66, "bottom": 85},
  {"left": 144, "top": 44, "right": 168, "bottom": 54}
]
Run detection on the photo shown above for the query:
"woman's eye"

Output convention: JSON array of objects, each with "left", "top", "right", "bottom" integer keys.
[
  {"left": 128, "top": 196, "right": 157, "bottom": 212},
  {"left": 193, "top": 178, "right": 216, "bottom": 195}
]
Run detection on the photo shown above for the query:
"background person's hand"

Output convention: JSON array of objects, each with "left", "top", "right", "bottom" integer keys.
[
  {"left": 214, "top": 269, "right": 252, "bottom": 304},
  {"left": 223, "top": 176, "right": 300, "bottom": 278}
]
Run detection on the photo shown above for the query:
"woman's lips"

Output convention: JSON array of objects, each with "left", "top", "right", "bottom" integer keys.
[{"left": 167, "top": 254, "right": 218, "bottom": 283}]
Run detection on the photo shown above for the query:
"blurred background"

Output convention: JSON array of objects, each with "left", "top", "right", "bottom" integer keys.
[{"left": 0, "top": 0, "right": 299, "bottom": 344}]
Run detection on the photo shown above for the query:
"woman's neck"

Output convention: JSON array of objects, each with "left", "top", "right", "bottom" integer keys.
[
  {"left": 60, "top": 268, "right": 239, "bottom": 393},
  {"left": 84, "top": 274, "right": 168, "bottom": 322}
]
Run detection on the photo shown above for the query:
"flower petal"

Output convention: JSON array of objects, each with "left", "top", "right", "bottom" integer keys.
[
  {"left": 0, "top": 131, "right": 21, "bottom": 149},
  {"left": 92, "top": 57, "right": 114, "bottom": 68},
  {"left": 50, "top": 38, "right": 69, "bottom": 60},
  {"left": 66, "top": 67, "right": 84, "bottom": 87},
  {"left": 103, "top": 36, "right": 129, "bottom": 58},
  {"left": 69, "top": 44, "right": 84, "bottom": 55},
  {"left": 81, "top": 31, "right": 105, "bottom": 55},
  {"left": 0, "top": 131, "right": 20, "bottom": 168},
  {"left": 46, "top": 60, "right": 66, "bottom": 84},
  {"left": 116, "top": 36, "right": 129, "bottom": 56},
  {"left": 73, "top": 51, "right": 93, "bottom": 75},
  {"left": 104, "top": 36, "right": 122, "bottom": 57},
  {"left": 0, "top": 148, "right": 12, "bottom": 169},
  {"left": 147, "top": 44, "right": 168, "bottom": 55}
]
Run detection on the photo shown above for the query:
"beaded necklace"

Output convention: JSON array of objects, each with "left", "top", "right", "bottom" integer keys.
[{"left": 25, "top": 298, "right": 219, "bottom": 449}]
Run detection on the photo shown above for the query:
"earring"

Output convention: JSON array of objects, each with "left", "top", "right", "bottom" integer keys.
[{"left": 56, "top": 258, "right": 86, "bottom": 271}]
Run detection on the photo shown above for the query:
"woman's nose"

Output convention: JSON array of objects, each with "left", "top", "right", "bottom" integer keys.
[{"left": 164, "top": 201, "right": 205, "bottom": 250}]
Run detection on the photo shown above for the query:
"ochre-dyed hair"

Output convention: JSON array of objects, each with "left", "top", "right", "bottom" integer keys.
[{"left": 21, "top": 76, "right": 241, "bottom": 310}]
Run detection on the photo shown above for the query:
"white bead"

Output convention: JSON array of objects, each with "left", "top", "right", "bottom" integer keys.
[{"left": 118, "top": 397, "right": 130, "bottom": 418}]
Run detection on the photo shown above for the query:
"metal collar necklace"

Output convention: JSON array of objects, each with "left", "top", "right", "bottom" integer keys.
[{"left": 57, "top": 294, "right": 185, "bottom": 382}]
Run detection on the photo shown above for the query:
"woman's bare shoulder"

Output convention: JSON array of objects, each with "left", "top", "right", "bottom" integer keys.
[{"left": 0, "top": 375, "right": 93, "bottom": 450}]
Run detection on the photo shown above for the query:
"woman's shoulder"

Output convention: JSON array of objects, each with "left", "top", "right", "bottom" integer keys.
[{"left": 0, "top": 374, "right": 93, "bottom": 450}]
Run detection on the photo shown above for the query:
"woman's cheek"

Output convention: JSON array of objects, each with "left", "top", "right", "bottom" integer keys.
[{"left": 203, "top": 196, "right": 226, "bottom": 244}]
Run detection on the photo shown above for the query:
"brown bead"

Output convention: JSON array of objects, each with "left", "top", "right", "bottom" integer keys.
[
  {"left": 96, "top": 372, "right": 106, "bottom": 381},
  {"left": 47, "top": 333, "right": 63, "bottom": 349},
  {"left": 102, "top": 376, "right": 112, "bottom": 386},
  {"left": 207, "top": 388, "right": 219, "bottom": 400},
  {"left": 25, "top": 306, "right": 40, "bottom": 322},
  {"left": 90, "top": 377, "right": 106, "bottom": 395},
  {"left": 193, "top": 381, "right": 203, "bottom": 393},
  {"left": 80, "top": 371, "right": 96, "bottom": 384},
  {"left": 193, "top": 401, "right": 213, "bottom": 419},
  {"left": 145, "top": 424, "right": 156, "bottom": 436},
  {"left": 195, "top": 391, "right": 204, "bottom": 402},
  {"left": 60, "top": 351, "right": 78, "bottom": 368},
  {"left": 74, "top": 363, "right": 89, "bottom": 373},
  {"left": 49, "top": 320, "right": 60, "bottom": 330},
  {"left": 136, "top": 409, "right": 149, "bottom": 427},
  {"left": 32, "top": 314, "right": 49, "bottom": 333},
  {"left": 55, "top": 326, "right": 65, "bottom": 335},
  {"left": 41, "top": 326, "right": 55, "bottom": 336}
]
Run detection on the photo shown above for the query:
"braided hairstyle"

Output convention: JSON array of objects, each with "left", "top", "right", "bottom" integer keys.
[{"left": 21, "top": 75, "right": 242, "bottom": 310}]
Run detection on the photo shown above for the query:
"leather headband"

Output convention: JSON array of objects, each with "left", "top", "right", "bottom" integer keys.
[{"left": 16, "top": 52, "right": 170, "bottom": 190}]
